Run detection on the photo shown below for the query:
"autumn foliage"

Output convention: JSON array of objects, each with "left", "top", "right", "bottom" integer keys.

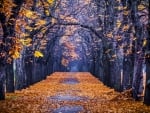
[
  {"left": 0, "top": 0, "right": 54, "bottom": 62},
  {"left": 0, "top": 0, "right": 149, "bottom": 109}
]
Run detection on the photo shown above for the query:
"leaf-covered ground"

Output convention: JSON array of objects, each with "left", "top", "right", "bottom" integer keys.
[{"left": 0, "top": 72, "right": 150, "bottom": 113}]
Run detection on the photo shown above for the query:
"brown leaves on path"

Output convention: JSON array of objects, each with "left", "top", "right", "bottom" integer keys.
[{"left": 0, "top": 72, "right": 150, "bottom": 113}]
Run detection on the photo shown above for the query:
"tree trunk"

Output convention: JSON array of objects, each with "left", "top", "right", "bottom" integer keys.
[
  {"left": 6, "top": 63, "right": 15, "bottom": 93},
  {"left": 132, "top": 57, "right": 145, "bottom": 100},
  {"left": 25, "top": 57, "right": 33, "bottom": 87},
  {"left": 14, "top": 57, "right": 26, "bottom": 90},
  {"left": 122, "top": 55, "right": 134, "bottom": 90},
  {"left": 0, "top": 67, "right": 5, "bottom": 100},
  {"left": 144, "top": 52, "right": 150, "bottom": 105}
]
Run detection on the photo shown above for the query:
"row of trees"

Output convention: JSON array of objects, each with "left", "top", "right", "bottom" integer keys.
[
  {"left": 93, "top": 0, "right": 149, "bottom": 104},
  {"left": 0, "top": 0, "right": 55, "bottom": 99},
  {"left": 0, "top": 0, "right": 149, "bottom": 106}
]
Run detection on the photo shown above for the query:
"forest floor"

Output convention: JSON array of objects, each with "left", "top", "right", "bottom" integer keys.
[{"left": 0, "top": 72, "right": 150, "bottom": 113}]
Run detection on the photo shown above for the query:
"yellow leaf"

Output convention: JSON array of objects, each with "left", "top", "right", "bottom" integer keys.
[
  {"left": 35, "top": 20, "right": 46, "bottom": 26},
  {"left": 11, "top": 51, "right": 20, "bottom": 59},
  {"left": 22, "top": 9, "right": 38, "bottom": 19},
  {"left": 47, "top": 0, "right": 54, "bottom": 4},
  {"left": 51, "top": 18, "right": 56, "bottom": 24},
  {"left": 123, "top": 6, "right": 127, "bottom": 10},
  {"left": 133, "top": 37, "right": 137, "bottom": 40},
  {"left": 20, "top": 33, "right": 29, "bottom": 38},
  {"left": 138, "top": 5, "right": 146, "bottom": 11},
  {"left": 25, "top": 26, "right": 33, "bottom": 31},
  {"left": 116, "top": 20, "right": 121, "bottom": 28},
  {"left": 45, "top": 10, "right": 50, "bottom": 16},
  {"left": 112, "top": 54, "right": 117, "bottom": 58},
  {"left": 34, "top": 51, "right": 44, "bottom": 57},
  {"left": 122, "top": 25, "right": 129, "bottom": 31},
  {"left": 116, "top": 0, "right": 121, "bottom": 3},
  {"left": 36, "top": 1, "right": 41, "bottom": 7},
  {"left": 143, "top": 39, "right": 147, "bottom": 47},
  {"left": 20, "top": 38, "right": 32, "bottom": 46},
  {"left": 41, "top": 28, "right": 47, "bottom": 33},
  {"left": 123, "top": 11, "right": 129, "bottom": 15},
  {"left": 25, "top": 10, "right": 33, "bottom": 18},
  {"left": 115, "top": 6, "right": 123, "bottom": 10}
]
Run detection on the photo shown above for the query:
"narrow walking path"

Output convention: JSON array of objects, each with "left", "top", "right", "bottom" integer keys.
[{"left": 0, "top": 72, "right": 150, "bottom": 113}]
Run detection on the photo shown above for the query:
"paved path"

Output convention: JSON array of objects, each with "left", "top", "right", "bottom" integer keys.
[
  {"left": 1, "top": 72, "right": 150, "bottom": 113},
  {"left": 44, "top": 72, "right": 117, "bottom": 113}
]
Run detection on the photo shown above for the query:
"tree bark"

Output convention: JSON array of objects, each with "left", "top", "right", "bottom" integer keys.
[
  {"left": 6, "top": 63, "right": 15, "bottom": 93},
  {"left": 0, "top": 67, "right": 5, "bottom": 100},
  {"left": 144, "top": 56, "right": 150, "bottom": 105},
  {"left": 122, "top": 56, "right": 134, "bottom": 90}
]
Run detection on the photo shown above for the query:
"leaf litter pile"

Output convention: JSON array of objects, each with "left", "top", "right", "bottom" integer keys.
[{"left": 0, "top": 72, "right": 150, "bottom": 113}]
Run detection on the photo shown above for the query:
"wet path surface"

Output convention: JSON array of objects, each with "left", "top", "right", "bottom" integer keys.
[
  {"left": 60, "top": 78, "right": 79, "bottom": 84},
  {"left": 53, "top": 105, "right": 84, "bottom": 113},
  {"left": 45, "top": 72, "right": 115, "bottom": 113},
  {"left": 48, "top": 73, "right": 89, "bottom": 113}
]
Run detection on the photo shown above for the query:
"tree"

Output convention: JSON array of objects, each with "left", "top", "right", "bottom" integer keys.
[
  {"left": 0, "top": 0, "right": 24, "bottom": 99},
  {"left": 94, "top": 0, "right": 149, "bottom": 100},
  {"left": 0, "top": 0, "right": 55, "bottom": 100}
]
